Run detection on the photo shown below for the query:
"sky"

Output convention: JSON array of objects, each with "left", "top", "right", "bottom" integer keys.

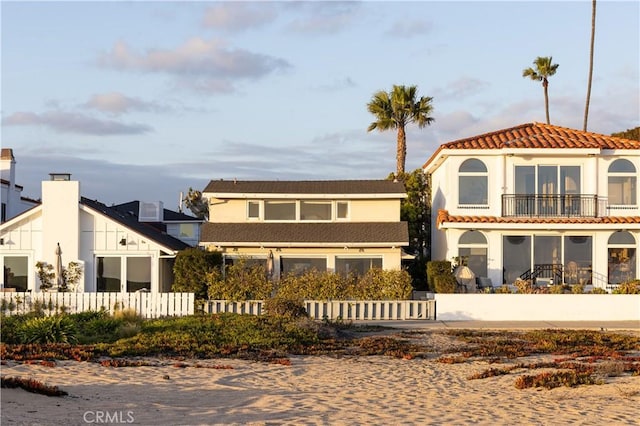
[{"left": 2, "top": 0, "right": 639, "bottom": 212}]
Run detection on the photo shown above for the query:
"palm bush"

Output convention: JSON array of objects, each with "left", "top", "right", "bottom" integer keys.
[{"left": 18, "top": 315, "right": 77, "bottom": 344}]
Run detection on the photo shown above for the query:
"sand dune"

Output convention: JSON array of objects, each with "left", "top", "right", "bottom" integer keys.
[{"left": 2, "top": 352, "right": 639, "bottom": 425}]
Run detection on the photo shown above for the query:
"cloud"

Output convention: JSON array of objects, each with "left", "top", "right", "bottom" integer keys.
[
  {"left": 83, "top": 92, "right": 169, "bottom": 115},
  {"left": 97, "top": 37, "right": 291, "bottom": 93},
  {"left": 386, "top": 19, "right": 432, "bottom": 38},
  {"left": 202, "top": 3, "right": 277, "bottom": 32},
  {"left": 284, "top": 2, "right": 360, "bottom": 35},
  {"left": 2, "top": 111, "right": 152, "bottom": 136},
  {"left": 432, "top": 77, "right": 490, "bottom": 101},
  {"left": 314, "top": 77, "right": 356, "bottom": 92}
]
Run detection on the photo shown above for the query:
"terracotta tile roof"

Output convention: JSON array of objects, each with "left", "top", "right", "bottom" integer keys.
[
  {"left": 203, "top": 180, "right": 406, "bottom": 195},
  {"left": 424, "top": 122, "right": 640, "bottom": 169},
  {"left": 201, "top": 222, "right": 409, "bottom": 245},
  {"left": 437, "top": 209, "right": 640, "bottom": 229}
]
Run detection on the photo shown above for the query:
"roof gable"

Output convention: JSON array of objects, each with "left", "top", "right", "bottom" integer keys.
[{"left": 81, "top": 198, "right": 189, "bottom": 252}]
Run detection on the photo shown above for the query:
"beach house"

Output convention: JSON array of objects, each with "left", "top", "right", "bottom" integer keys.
[
  {"left": 0, "top": 173, "right": 198, "bottom": 293},
  {"left": 199, "top": 180, "right": 409, "bottom": 278},
  {"left": 423, "top": 122, "right": 639, "bottom": 291}
]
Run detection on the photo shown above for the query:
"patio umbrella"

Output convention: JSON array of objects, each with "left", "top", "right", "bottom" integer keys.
[
  {"left": 455, "top": 265, "right": 476, "bottom": 293},
  {"left": 266, "top": 250, "right": 274, "bottom": 279},
  {"left": 55, "top": 243, "right": 65, "bottom": 290}
]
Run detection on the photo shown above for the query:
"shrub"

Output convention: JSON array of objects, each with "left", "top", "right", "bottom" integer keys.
[
  {"left": 207, "top": 258, "right": 274, "bottom": 301},
  {"left": 549, "top": 284, "right": 566, "bottom": 294},
  {"left": 35, "top": 261, "right": 55, "bottom": 292},
  {"left": 18, "top": 315, "right": 77, "bottom": 344},
  {"left": 494, "top": 285, "right": 512, "bottom": 294},
  {"left": 434, "top": 274, "right": 457, "bottom": 293},
  {"left": 263, "top": 297, "right": 308, "bottom": 319},
  {"left": 277, "top": 269, "right": 350, "bottom": 300},
  {"left": 172, "top": 248, "right": 223, "bottom": 300},
  {"left": 427, "top": 261, "right": 451, "bottom": 291},
  {"left": 355, "top": 269, "right": 413, "bottom": 300},
  {"left": 514, "top": 279, "right": 535, "bottom": 294},
  {"left": 589, "top": 287, "right": 607, "bottom": 294},
  {"left": 571, "top": 284, "right": 585, "bottom": 294},
  {"left": 612, "top": 280, "right": 640, "bottom": 294}
]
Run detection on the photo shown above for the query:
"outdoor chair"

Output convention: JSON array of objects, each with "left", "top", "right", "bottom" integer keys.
[{"left": 475, "top": 277, "right": 493, "bottom": 292}]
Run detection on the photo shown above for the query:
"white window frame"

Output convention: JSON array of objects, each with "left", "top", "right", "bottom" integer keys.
[
  {"left": 336, "top": 201, "right": 349, "bottom": 220},
  {"left": 247, "top": 200, "right": 261, "bottom": 220}
]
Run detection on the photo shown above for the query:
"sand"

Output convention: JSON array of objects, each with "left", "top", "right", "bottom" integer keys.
[{"left": 2, "top": 333, "right": 639, "bottom": 425}]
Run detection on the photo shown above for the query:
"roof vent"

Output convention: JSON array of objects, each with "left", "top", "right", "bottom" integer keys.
[
  {"left": 138, "top": 201, "right": 164, "bottom": 222},
  {"left": 49, "top": 173, "right": 71, "bottom": 181}
]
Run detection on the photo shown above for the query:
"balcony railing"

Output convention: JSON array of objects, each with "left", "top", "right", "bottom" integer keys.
[{"left": 502, "top": 194, "right": 608, "bottom": 218}]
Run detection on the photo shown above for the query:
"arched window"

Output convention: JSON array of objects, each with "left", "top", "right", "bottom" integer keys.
[
  {"left": 459, "top": 159, "right": 488, "bottom": 206},
  {"left": 458, "top": 230, "right": 487, "bottom": 277},
  {"left": 607, "top": 231, "right": 637, "bottom": 284},
  {"left": 608, "top": 159, "right": 637, "bottom": 206}
]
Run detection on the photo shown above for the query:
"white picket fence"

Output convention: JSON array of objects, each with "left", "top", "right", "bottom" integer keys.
[
  {"left": 204, "top": 300, "right": 436, "bottom": 321},
  {"left": 0, "top": 292, "right": 194, "bottom": 318}
]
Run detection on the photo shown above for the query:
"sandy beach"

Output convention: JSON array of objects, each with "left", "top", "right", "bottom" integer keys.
[{"left": 2, "top": 332, "right": 639, "bottom": 426}]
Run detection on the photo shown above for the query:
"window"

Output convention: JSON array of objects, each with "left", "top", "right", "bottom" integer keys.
[
  {"left": 608, "top": 159, "right": 637, "bottom": 206},
  {"left": 247, "top": 201, "right": 260, "bottom": 219},
  {"left": 337, "top": 201, "right": 349, "bottom": 219},
  {"left": 458, "top": 231, "right": 487, "bottom": 277},
  {"left": 97, "top": 257, "right": 121, "bottom": 292},
  {"left": 97, "top": 256, "right": 152, "bottom": 292},
  {"left": 264, "top": 201, "right": 296, "bottom": 221},
  {"left": 608, "top": 231, "right": 636, "bottom": 284},
  {"left": 3, "top": 256, "right": 28, "bottom": 291},
  {"left": 459, "top": 159, "right": 488, "bottom": 205},
  {"left": 300, "top": 201, "right": 331, "bottom": 221},
  {"left": 335, "top": 257, "right": 382, "bottom": 276},
  {"left": 515, "top": 165, "right": 581, "bottom": 215},
  {"left": 281, "top": 257, "right": 326, "bottom": 275},
  {"left": 179, "top": 223, "right": 196, "bottom": 238},
  {"left": 126, "top": 257, "right": 151, "bottom": 292}
]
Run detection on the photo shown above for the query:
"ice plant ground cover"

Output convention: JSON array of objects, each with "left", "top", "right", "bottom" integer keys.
[{"left": 1, "top": 311, "right": 638, "bottom": 395}]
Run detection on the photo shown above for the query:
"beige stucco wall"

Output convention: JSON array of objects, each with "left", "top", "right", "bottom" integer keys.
[{"left": 208, "top": 198, "right": 401, "bottom": 223}]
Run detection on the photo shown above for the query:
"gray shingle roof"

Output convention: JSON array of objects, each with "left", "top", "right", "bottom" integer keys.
[
  {"left": 203, "top": 180, "right": 406, "bottom": 195},
  {"left": 200, "top": 222, "right": 409, "bottom": 245},
  {"left": 80, "top": 198, "right": 190, "bottom": 252}
]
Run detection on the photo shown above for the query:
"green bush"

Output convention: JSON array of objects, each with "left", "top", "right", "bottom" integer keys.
[
  {"left": 434, "top": 274, "right": 457, "bottom": 293},
  {"left": 207, "top": 258, "right": 275, "bottom": 301},
  {"left": 263, "top": 297, "right": 308, "bottom": 319},
  {"left": 172, "top": 248, "right": 223, "bottom": 300},
  {"left": 18, "top": 315, "right": 77, "bottom": 344},
  {"left": 427, "top": 261, "right": 452, "bottom": 291},
  {"left": 589, "top": 287, "right": 608, "bottom": 294},
  {"left": 355, "top": 269, "right": 412, "bottom": 299}
]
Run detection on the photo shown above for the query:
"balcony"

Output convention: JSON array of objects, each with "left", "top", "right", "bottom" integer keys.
[{"left": 502, "top": 194, "right": 608, "bottom": 218}]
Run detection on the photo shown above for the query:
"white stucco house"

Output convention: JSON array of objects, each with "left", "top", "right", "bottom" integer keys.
[
  {"left": 424, "top": 122, "right": 639, "bottom": 291},
  {"left": 199, "top": 180, "right": 409, "bottom": 278},
  {"left": 1, "top": 149, "right": 39, "bottom": 223},
  {"left": 0, "top": 174, "right": 195, "bottom": 293}
]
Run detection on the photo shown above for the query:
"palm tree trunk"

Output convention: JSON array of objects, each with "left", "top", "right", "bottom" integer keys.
[
  {"left": 583, "top": 0, "right": 596, "bottom": 131},
  {"left": 396, "top": 125, "right": 407, "bottom": 175},
  {"left": 543, "top": 79, "right": 550, "bottom": 124}
]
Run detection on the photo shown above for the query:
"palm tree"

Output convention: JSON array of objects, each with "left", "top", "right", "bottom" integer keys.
[
  {"left": 367, "top": 85, "right": 434, "bottom": 175},
  {"left": 583, "top": 0, "right": 596, "bottom": 131},
  {"left": 522, "top": 57, "right": 559, "bottom": 124}
]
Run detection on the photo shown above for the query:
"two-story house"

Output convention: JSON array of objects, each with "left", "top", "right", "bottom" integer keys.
[
  {"left": 424, "top": 122, "right": 639, "bottom": 291},
  {"left": 200, "top": 180, "right": 409, "bottom": 278},
  {"left": 0, "top": 174, "right": 194, "bottom": 293}
]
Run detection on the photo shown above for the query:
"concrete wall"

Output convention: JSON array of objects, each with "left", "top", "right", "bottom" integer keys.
[{"left": 434, "top": 294, "right": 640, "bottom": 321}]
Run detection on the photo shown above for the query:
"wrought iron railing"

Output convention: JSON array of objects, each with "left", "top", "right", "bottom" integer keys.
[
  {"left": 519, "top": 264, "right": 564, "bottom": 285},
  {"left": 502, "top": 194, "right": 607, "bottom": 218}
]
